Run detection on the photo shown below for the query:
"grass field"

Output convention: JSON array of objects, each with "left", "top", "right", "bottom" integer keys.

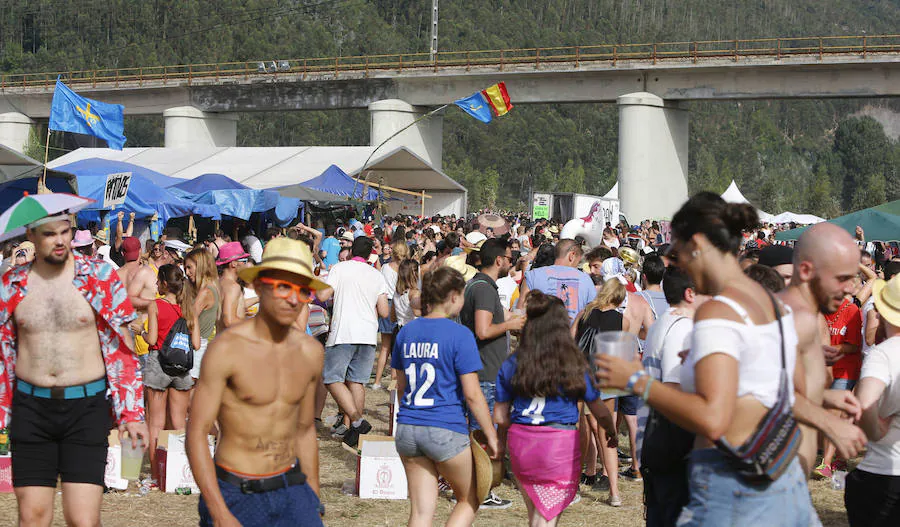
[{"left": 0, "top": 386, "right": 852, "bottom": 526}]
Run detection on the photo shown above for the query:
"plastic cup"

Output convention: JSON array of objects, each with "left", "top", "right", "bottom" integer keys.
[
  {"left": 593, "top": 330, "right": 639, "bottom": 397},
  {"left": 120, "top": 438, "right": 144, "bottom": 481}
]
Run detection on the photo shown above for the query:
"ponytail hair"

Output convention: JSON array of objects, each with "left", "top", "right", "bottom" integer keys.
[{"left": 421, "top": 266, "right": 465, "bottom": 315}]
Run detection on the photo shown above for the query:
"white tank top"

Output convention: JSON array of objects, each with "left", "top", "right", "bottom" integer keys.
[{"left": 680, "top": 295, "right": 797, "bottom": 408}]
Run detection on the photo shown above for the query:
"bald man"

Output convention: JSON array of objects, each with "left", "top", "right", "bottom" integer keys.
[
  {"left": 780, "top": 223, "right": 867, "bottom": 476},
  {"left": 519, "top": 239, "right": 597, "bottom": 323}
]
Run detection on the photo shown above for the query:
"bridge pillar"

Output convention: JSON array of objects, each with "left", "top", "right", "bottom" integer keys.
[
  {"left": 369, "top": 100, "right": 443, "bottom": 168},
  {"left": 0, "top": 112, "right": 36, "bottom": 153},
  {"left": 617, "top": 92, "right": 689, "bottom": 221},
  {"left": 163, "top": 106, "right": 237, "bottom": 148}
]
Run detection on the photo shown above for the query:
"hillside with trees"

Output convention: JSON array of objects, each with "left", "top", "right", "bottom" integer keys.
[{"left": 4, "top": 0, "right": 900, "bottom": 216}]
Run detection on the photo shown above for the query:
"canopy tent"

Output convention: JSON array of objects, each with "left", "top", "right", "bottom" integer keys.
[
  {"left": 721, "top": 180, "right": 775, "bottom": 223},
  {"left": 273, "top": 184, "right": 356, "bottom": 207},
  {"left": 770, "top": 212, "right": 826, "bottom": 225},
  {"left": 0, "top": 175, "right": 75, "bottom": 212},
  {"left": 47, "top": 146, "right": 467, "bottom": 216},
  {"left": 168, "top": 173, "right": 303, "bottom": 226},
  {"left": 775, "top": 200, "right": 900, "bottom": 242},
  {"left": 603, "top": 183, "right": 618, "bottom": 200},
  {"left": 54, "top": 158, "right": 220, "bottom": 225},
  {"left": 299, "top": 165, "right": 380, "bottom": 200}
]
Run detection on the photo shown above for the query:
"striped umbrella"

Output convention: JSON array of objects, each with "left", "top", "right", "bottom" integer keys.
[{"left": 0, "top": 192, "right": 95, "bottom": 242}]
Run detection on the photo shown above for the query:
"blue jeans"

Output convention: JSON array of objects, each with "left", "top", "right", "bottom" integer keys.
[
  {"left": 831, "top": 378, "right": 857, "bottom": 391},
  {"left": 198, "top": 478, "right": 323, "bottom": 527},
  {"left": 676, "top": 449, "right": 812, "bottom": 527},
  {"left": 468, "top": 381, "right": 496, "bottom": 431}
]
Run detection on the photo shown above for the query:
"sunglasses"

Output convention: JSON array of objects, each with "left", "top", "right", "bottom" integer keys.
[{"left": 258, "top": 277, "right": 313, "bottom": 303}]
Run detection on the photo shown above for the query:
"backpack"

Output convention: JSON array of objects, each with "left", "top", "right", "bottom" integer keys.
[{"left": 158, "top": 316, "right": 194, "bottom": 377}]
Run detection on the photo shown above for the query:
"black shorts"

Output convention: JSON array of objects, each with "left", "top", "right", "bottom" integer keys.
[{"left": 10, "top": 389, "right": 112, "bottom": 487}]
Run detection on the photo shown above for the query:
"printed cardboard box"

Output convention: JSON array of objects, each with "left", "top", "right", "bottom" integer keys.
[
  {"left": 0, "top": 455, "right": 11, "bottom": 493},
  {"left": 355, "top": 434, "right": 408, "bottom": 500},
  {"left": 157, "top": 430, "right": 215, "bottom": 494},
  {"left": 104, "top": 432, "right": 129, "bottom": 491}
]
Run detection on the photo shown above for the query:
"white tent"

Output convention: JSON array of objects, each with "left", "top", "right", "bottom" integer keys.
[
  {"left": 603, "top": 182, "right": 618, "bottom": 200},
  {"left": 720, "top": 180, "right": 775, "bottom": 223},
  {"left": 771, "top": 212, "right": 825, "bottom": 225}
]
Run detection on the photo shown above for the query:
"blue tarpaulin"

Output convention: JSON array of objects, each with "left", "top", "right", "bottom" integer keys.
[
  {"left": 0, "top": 176, "right": 75, "bottom": 212},
  {"left": 168, "top": 173, "right": 302, "bottom": 226},
  {"left": 301, "top": 165, "right": 381, "bottom": 200},
  {"left": 54, "top": 158, "right": 220, "bottom": 225}
]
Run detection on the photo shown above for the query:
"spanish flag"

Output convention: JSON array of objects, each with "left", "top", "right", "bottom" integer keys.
[{"left": 453, "top": 82, "right": 513, "bottom": 123}]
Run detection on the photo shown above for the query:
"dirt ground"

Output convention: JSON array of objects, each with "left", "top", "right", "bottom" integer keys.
[{"left": 0, "top": 386, "right": 852, "bottom": 526}]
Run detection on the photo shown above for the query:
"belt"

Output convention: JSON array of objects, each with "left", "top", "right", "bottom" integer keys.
[
  {"left": 17, "top": 378, "right": 107, "bottom": 400},
  {"left": 216, "top": 461, "right": 306, "bottom": 494}
]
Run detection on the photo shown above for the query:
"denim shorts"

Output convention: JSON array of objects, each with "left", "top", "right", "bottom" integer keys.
[
  {"left": 618, "top": 394, "right": 642, "bottom": 416},
  {"left": 831, "top": 378, "right": 857, "bottom": 391},
  {"left": 676, "top": 449, "right": 813, "bottom": 527},
  {"left": 468, "top": 381, "right": 496, "bottom": 431},
  {"left": 323, "top": 344, "right": 376, "bottom": 385},
  {"left": 395, "top": 424, "right": 470, "bottom": 463}
]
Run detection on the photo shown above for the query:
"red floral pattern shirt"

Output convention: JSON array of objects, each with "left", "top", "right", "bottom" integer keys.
[{"left": 0, "top": 253, "right": 144, "bottom": 428}]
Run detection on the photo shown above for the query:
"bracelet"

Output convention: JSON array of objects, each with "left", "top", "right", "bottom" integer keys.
[
  {"left": 641, "top": 377, "right": 655, "bottom": 402},
  {"left": 626, "top": 370, "right": 647, "bottom": 394}
]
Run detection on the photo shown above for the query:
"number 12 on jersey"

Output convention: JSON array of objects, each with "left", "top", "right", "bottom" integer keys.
[{"left": 405, "top": 363, "right": 436, "bottom": 407}]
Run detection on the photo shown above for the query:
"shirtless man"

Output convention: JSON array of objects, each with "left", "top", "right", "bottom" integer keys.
[
  {"left": 187, "top": 238, "right": 327, "bottom": 527},
  {"left": 216, "top": 241, "right": 250, "bottom": 331},
  {"left": 780, "top": 222, "right": 868, "bottom": 475},
  {"left": 119, "top": 236, "right": 158, "bottom": 310},
  {"left": 0, "top": 214, "right": 147, "bottom": 526}
]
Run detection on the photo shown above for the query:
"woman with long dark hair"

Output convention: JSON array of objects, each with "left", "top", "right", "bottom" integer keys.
[
  {"left": 596, "top": 192, "right": 814, "bottom": 526},
  {"left": 494, "top": 291, "right": 616, "bottom": 526}
]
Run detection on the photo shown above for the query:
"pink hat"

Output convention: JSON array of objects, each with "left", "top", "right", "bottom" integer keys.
[
  {"left": 71, "top": 230, "right": 94, "bottom": 248},
  {"left": 215, "top": 241, "right": 250, "bottom": 266}
]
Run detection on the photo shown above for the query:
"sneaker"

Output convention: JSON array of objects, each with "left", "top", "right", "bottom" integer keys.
[
  {"left": 593, "top": 474, "right": 610, "bottom": 491},
  {"left": 813, "top": 463, "right": 833, "bottom": 480},
  {"left": 620, "top": 467, "right": 643, "bottom": 481},
  {"left": 437, "top": 477, "right": 452, "bottom": 496},
  {"left": 481, "top": 491, "right": 513, "bottom": 510},
  {"left": 832, "top": 459, "right": 848, "bottom": 472},
  {"left": 617, "top": 448, "right": 633, "bottom": 463},
  {"left": 570, "top": 493, "right": 581, "bottom": 505},
  {"left": 342, "top": 419, "right": 373, "bottom": 448},
  {"left": 370, "top": 383, "right": 383, "bottom": 391},
  {"left": 580, "top": 473, "right": 597, "bottom": 486},
  {"left": 330, "top": 423, "right": 348, "bottom": 439},
  {"left": 608, "top": 495, "right": 622, "bottom": 507}
]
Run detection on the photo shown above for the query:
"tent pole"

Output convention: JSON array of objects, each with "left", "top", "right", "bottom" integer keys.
[
  {"left": 421, "top": 190, "right": 426, "bottom": 219},
  {"left": 38, "top": 128, "right": 51, "bottom": 194}
]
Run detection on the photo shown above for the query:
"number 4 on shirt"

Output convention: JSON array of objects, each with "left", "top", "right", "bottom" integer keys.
[
  {"left": 405, "top": 363, "right": 436, "bottom": 407},
  {"left": 522, "top": 397, "right": 546, "bottom": 424}
]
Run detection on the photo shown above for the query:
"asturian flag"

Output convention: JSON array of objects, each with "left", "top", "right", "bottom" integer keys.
[
  {"left": 49, "top": 79, "right": 126, "bottom": 150},
  {"left": 453, "top": 82, "right": 513, "bottom": 123}
]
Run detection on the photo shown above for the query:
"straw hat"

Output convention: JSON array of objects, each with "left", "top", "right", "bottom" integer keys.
[
  {"left": 443, "top": 254, "right": 477, "bottom": 281},
  {"left": 874, "top": 277, "right": 900, "bottom": 327},
  {"left": 470, "top": 430, "right": 502, "bottom": 503},
  {"left": 465, "top": 231, "right": 487, "bottom": 245},
  {"left": 463, "top": 239, "right": 484, "bottom": 254},
  {"left": 238, "top": 238, "right": 328, "bottom": 291}
]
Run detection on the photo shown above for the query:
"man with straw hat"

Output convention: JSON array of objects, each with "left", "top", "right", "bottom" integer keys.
[
  {"left": 0, "top": 212, "right": 147, "bottom": 526},
  {"left": 187, "top": 238, "right": 328, "bottom": 527}
]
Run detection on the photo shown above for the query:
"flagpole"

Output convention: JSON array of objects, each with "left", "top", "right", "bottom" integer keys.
[
  {"left": 351, "top": 103, "right": 449, "bottom": 202},
  {"left": 38, "top": 128, "right": 51, "bottom": 194}
]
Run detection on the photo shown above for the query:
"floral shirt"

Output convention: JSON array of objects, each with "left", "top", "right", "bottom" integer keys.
[{"left": 0, "top": 253, "right": 143, "bottom": 428}]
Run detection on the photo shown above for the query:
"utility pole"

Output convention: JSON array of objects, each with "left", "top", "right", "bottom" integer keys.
[{"left": 429, "top": 0, "right": 439, "bottom": 63}]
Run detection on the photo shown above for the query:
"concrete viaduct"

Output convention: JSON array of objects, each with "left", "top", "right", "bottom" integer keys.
[{"left": 2, "top": 36, "right": 900, "bottom": 220}]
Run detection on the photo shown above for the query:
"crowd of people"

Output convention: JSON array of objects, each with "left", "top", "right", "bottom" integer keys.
[{"left": 1, "top": 193, "right": 899, "bottom": 526}]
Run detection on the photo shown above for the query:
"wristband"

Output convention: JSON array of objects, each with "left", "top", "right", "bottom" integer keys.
[
  {"left": 626, "top": 370, "right": 647, "bottom": 394},
  {"left": 641, "top": 377, "right": 655, "bottom": 402}
]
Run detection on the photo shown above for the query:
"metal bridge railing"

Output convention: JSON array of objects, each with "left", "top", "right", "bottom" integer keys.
[{"left": 3, "top": 34, "right": 900, "bottom": 91}]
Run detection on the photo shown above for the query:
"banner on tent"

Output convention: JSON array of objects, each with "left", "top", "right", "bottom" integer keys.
[{"left": 103, "top": 172, "right": 132, "bottom": 209}]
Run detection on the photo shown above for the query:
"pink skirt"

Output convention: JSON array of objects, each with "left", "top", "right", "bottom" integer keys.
[{"left": 508, "top": 423, "right": 581, "bottom": 521}]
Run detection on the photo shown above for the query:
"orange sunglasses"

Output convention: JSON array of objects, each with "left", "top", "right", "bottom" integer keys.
[{"left": 258, "top": 277, "right": 313, "bottom": 303}]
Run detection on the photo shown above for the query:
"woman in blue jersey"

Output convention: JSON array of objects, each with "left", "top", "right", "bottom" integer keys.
[
  {"left": 391, "top": 266, "right": 499, "bottom": 527},
  {"left": 495, "top": 290, "right": 617, "bottom": 526}
]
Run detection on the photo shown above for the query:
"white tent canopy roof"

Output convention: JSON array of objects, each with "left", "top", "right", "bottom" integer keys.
[
  {"left": 48, "top": 146, "right": 465, "bottom": 192},
  {"left": 720, "top": 180, "right": 775, "bottom": 223},
  {"left": 771, "top": 212, "right": 825, "bottom": 225},
  {"left": 603, "top": 182, "right": 618, "bottom": 200}
]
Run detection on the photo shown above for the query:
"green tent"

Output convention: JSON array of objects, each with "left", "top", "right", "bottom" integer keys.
[{"left": 775, "top": 200, "right": 900, "bottom": 242}]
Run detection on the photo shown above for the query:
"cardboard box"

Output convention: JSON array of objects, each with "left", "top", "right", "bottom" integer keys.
[
  {"left": 104, "top": 432, "right": 129, "bottom": 490},
  {"left": 0, "top": 455, "right": 11, "bottom": 493},
  {"left": 157, "top": 430, "right": 215, "bottom": 494},
  {"left": 354, "top": 434, "right": 407, "bottom": 500}
]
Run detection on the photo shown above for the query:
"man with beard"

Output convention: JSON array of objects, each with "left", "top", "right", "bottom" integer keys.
[
  {"left": 780, "top": 222, "right": 868, "bottom": 480},
  {"left": 0, "top": 213, "right": 148, "bottom": 526}
]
